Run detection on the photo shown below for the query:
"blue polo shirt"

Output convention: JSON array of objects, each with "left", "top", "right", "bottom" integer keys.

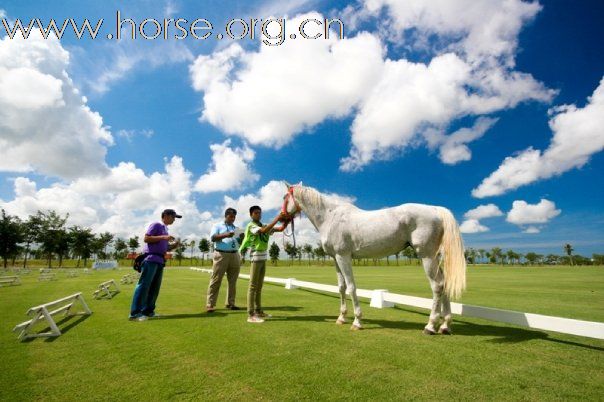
[{"left": 210, "top": 221, "right": 239, "bottom": 252}]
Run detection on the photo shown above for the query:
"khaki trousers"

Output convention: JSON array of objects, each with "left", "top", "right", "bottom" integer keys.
[
  {"left": 247, "top": 260, "right": 266, "bottom": 315},
  {"left": 206, "top": 251, "right": 241, "bottom": 307}
]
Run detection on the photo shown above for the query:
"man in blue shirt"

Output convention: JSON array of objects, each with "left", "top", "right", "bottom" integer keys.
[
  {"left": 206, "top": 207, "right": 242, "bottom": 312},
  {"left": 129, "top": 209, "right": 181, "bottom": 321}
]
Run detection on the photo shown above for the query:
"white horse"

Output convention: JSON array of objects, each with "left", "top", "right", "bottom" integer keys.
[{"left": 281, "top": 183, "right": 466, "bottom": 334}]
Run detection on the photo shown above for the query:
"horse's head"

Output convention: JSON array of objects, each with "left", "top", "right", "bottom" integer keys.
[{"left": 281, "top": 181, "right": 302, "bottom": 219}]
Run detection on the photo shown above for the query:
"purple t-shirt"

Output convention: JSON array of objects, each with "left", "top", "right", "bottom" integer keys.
[{"left": 143, "top": 222, "right": 168, "bottom": 264}]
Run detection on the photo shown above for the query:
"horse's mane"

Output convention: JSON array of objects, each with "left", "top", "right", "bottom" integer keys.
[{"left": 293, "top": 185, "right": 348, "bottom": 211}]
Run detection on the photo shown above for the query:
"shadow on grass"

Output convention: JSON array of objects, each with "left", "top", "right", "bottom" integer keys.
[
  {"left": 263, "top": 306, "right": 303, "bottom": 312},
  {"left": 19, "top": 314, "right": 92, "bottom": 343},
  {"left": 283, "top": 288, "right": 604, "bottom": 351},
  {"left": 156, "top": 312, "right": 227, "bottom": 320}
]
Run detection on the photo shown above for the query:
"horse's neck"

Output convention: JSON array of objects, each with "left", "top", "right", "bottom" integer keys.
[{"left": 295, "top": 188, "right": 338, "bottom": 231}]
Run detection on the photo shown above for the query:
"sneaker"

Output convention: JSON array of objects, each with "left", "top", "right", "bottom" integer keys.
[
  {"left": 255, "top": 311, "right": 272, "bottom": 318},
  {"left": 128, "top": 315, "right": 139, "bottom": 321},
  {"left": 137, "top": 315, "right": 149, "bottom": 322},
  {"left": 247, "top": 315, "right": 265, "bottom": 323},
  {"left": 225, "top": 305, "right": 242, "bottom": 310},
  {"left": 206, "top": 306, "right": 215, "bottom": 313}
]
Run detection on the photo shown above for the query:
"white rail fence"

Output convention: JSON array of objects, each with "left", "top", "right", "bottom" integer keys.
[{"left": 190, "top": 267, "right": 604, "bottom": 340}]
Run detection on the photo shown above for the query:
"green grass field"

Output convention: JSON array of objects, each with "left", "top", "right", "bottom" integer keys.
[{"left": 1, "top": 265, "right": 603, "bottom": 401}]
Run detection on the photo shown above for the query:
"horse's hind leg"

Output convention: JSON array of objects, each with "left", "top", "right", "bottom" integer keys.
[
  {"left": 421, "top": 256, "right": 444, "bottom": 335},
  {"left": 439, "top": 294, "right": 452, "bottom": 335},
  {"left": 334, "top": 261, "right": 347, "bottom": 324}
]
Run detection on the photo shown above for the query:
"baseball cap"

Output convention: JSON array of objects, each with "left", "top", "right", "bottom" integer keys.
[{"left": 162, "top": 209, "right": 182, "bottom": 218}]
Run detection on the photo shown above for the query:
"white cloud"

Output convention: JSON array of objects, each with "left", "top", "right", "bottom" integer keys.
[
  {"left": 506, "top": 199, "right": 561, "bottom": 226},
  {"left": 459, "top": 219, "right": 489, "bottom": 234},
  {"left": 190, "top": 12, "right": 384, "bottom": 148},
  {"left": 361, "top": 0, "right": 541, "bottom": 63},
  {"left": 464, "top": 203, "right": 503, "bottom": 220},
  {"left": 340, "top": 53, "right": 553, "bottom": 171},
  {"left": 222, "top": 180, "right": 286, "bottom": 216},
  {"left": 190, "top": 5, "right": 553, "bottom": 171},
  {"left": 425, "top": 117, "right": 498, "bottom": 165},
  {"left": 0, "top": 9, "right": 5, "bottom": 19},
  {"left": 473, "top": 77, "right": 604, "bottom": 197},
  {"left": 523, "top": 226, "right": 540, "bottom": 234},
  {"left": 83, "top": 40, "right": 193, "bottom": 94},
  {"left": 0, "top": 33, "right": 113, "bottom": 179},
  {"left": 117, "top": 129, "right": 154, "bottom": 142},
  {"left": 1, "top": 157, "right": 217, "bottom": 243},
  {"left": 194, "top": 140, "right": 260, "bottom": 193}
]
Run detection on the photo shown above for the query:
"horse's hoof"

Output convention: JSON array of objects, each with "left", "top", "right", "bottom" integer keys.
[
  {"left": 336, "top": 319, "right": 345, "bottom": 325},
  {"left": 350, "top": 324, "right": 362, "bottom": 331},
  {"left": 423, "top": 328, "right": 436, "bottom": 335},
  {"left": 439, "top": 328, "right": 452, "bottom": 335}
]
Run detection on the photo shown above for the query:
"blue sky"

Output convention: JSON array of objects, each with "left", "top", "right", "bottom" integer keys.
[{"left": 0, "top": 0, "right": 602, "bottom": 256}]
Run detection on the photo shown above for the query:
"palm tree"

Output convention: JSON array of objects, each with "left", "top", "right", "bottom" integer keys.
[
  {"left": 478, "top": 249, "right": 486, "bottom": 264},
  {"left": 198, "top": 238, "right": 210, "bottom": 266},
  {"left": 314, "top": 244, "right": 326, "bottom": 265},
  {"left": 303, "top": 244, "right": 313, "bottom": 265},
  {"left": 189, "top": 240, "right": 196, "bottom": 264},
  {"left": 490, "top": 247, "right": 503, "bottom": 265},
  {"left": 128, "top": 236, "right": 140, "bottom": 253},
  {"left": 525, "top": 252, "right": 538, "bottom": 265},
  {"left": 564, "top": 243, "right": 574, "bottom": 266}
]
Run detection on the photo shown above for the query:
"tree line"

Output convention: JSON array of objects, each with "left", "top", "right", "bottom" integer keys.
[{"left": 1, "top": 209, "right": 602, "bottom": 268}]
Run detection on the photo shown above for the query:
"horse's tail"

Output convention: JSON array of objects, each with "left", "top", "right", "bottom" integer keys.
[{"left": 436, "top": 207, "right": 466, "bottom": 300}]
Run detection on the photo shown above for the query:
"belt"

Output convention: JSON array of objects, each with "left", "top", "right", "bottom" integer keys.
[{"left": 216, "top": 250, "right": 238, "bottom": 254}]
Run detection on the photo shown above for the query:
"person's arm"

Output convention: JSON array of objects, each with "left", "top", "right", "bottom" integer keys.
[
  {"left": 210, "top": 224, "right": 234, "bottom": 242},
  {"left": 211, "top": 232, "right": 235, "bottom": 241},
  {"left": 144, "top": 223, "right": 172, "bottom": 243},
  {"left": 258, "top": 212, "right": 288, "bottom": 234},
  {"left": 144, "top": 234, "right": 171, "bottom": 243},
  {"left": 271, "top": 219, "right": 290, "bottom": 233}
]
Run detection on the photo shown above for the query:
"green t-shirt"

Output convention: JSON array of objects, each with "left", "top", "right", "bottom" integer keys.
[{"left": 239, "top": 221, "right": 271, "bottom": 261}]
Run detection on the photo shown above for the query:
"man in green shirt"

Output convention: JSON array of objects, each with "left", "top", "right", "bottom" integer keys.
[{"left": 239, "top": 205, "right": 288, "bottom": 323}]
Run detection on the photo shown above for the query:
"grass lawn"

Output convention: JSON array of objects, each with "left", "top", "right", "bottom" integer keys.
[{"left": 1, "top": 265, "right": 603, "bottom": 401}]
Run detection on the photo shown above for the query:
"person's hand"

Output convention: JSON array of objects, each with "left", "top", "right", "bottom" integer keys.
[
  {"left": 278, "top": 211, "right": 289, "bottom": 220},
  {"left": 226, "top": 231, "right": 235, "bottom": 238},
  {"left": 168, "top": 235, "right": 175, "bottom": 241}
]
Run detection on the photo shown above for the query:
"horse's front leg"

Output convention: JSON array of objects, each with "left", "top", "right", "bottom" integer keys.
[
  {"left": 335, "top": 254, "right": 362, "bottom": 330},
  {"left": 335, "top": 261, "right": 347, "bottom": 325}
]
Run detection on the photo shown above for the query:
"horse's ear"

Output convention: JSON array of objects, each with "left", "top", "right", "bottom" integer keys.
[{"left": 283, "top": 180, "right": 291, "bottom": 189}]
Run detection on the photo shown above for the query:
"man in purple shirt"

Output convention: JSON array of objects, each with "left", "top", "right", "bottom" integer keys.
[{"left": 129, "top": 209, "right": 182, "bottom": 321}]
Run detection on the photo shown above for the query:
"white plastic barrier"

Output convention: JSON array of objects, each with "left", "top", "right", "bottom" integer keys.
[
  {"left": 120, "top": 272, "right": 140, "bottom": 284},
  {"left": 93, "top": 279, "right": 120, "bottom": 299},
  {"left": 190, "top": 267, "right": 604, "bottom": 340},
  {"left": 13, "top": 292, "right": 92, "bottom": 340},
  {"left": 0, "top": 276, "right": 21, "bottom": 287},
  {"left": 38, "top": 273, "right": 57, "bottom": 281}
]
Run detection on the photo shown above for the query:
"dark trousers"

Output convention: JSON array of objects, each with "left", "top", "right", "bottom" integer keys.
[{"left": 130, "top": 261, "right": 164, "bottom": 317}]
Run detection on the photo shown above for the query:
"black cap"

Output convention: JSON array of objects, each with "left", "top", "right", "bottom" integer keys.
[{"left": 162, "top": 209, "right": 182, "bottom": 218}]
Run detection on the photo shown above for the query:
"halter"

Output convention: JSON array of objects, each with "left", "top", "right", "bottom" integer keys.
[
  {"left": 280, "top": 186, "right": 302, "bottom": 249},
  {"left": 281, "top": 186, "right": 302, "bottom": 219}
]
